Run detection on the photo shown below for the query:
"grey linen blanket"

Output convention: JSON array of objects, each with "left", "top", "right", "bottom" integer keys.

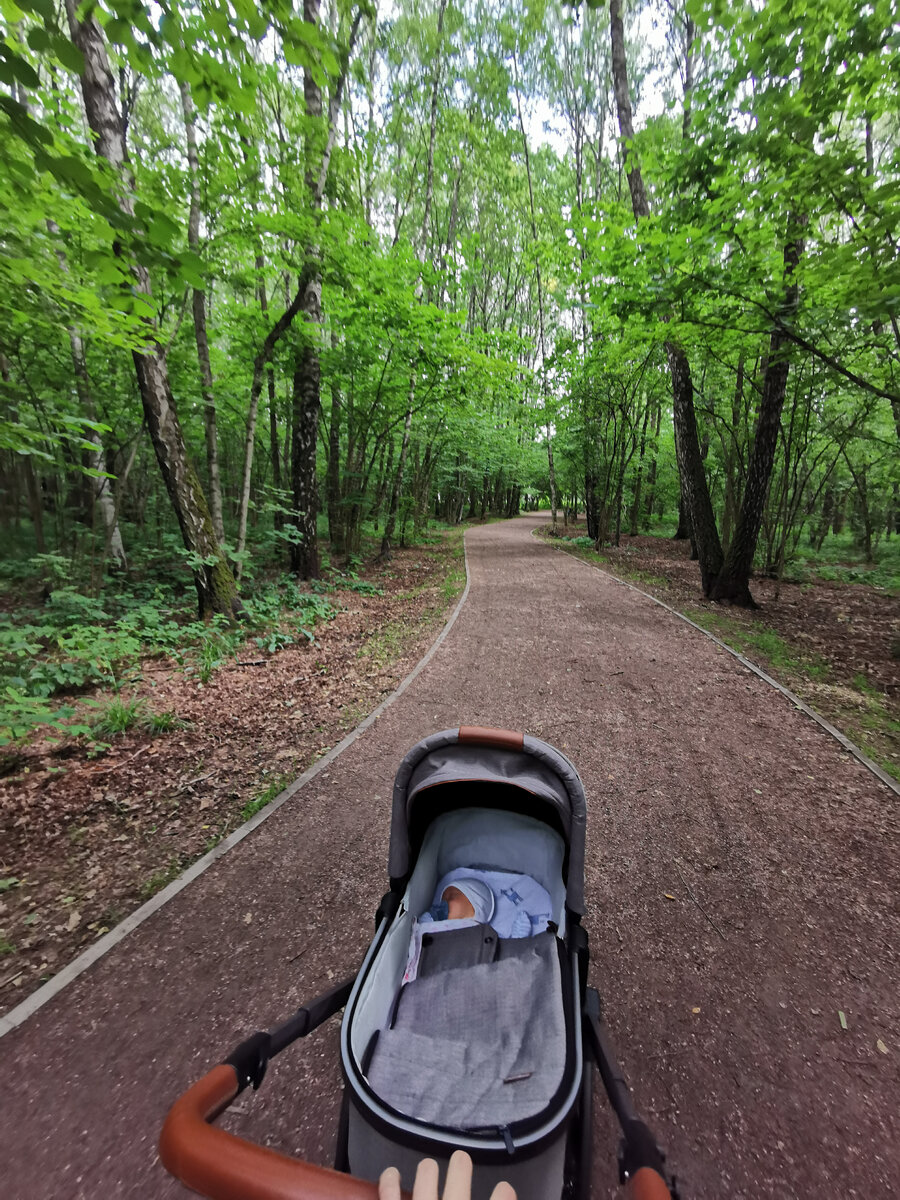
[{"left": 367, "top": 931, "right": 565, "bottom": 1128}]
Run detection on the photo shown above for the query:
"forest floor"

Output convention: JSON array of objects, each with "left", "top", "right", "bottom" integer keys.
[
  {"left": 0, "top": 530, "right": 466, "bottom": 1015},
  {"left": 3, "top": 513, "right": 897, "bottom": 1200},
  {"left": 537, "top": 523, "right": 900, "bottom": 785}
]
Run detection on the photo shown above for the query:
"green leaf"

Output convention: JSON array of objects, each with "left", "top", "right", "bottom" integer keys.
[
  {"left": 0, "top": 44, "right": 40, "bottom": 88},
  {"left": 50, "top": 35, "right": 84, "bottom": 75}
]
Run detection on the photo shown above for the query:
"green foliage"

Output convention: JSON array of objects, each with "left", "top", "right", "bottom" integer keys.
[
  {"left": 239, "top": 773, "right": 289, "bottom": 823},
  {"left": 88, "top": 695, "right": 146, "bottom": 737}
]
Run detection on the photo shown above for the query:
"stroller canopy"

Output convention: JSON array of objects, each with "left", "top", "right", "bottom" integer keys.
[{"left": 389, "top": 727, "right": 586, "bottom": 915}]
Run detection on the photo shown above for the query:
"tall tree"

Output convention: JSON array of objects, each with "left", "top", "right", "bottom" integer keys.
[
  {"left": 609, "top": 0, "right": 723, "bottom": 592},
  {"left": 179, "top": 78, "right": 225, "bottom": 544},
  {"left": 64, "top": 0, "right": 240, "bottom": 616}
]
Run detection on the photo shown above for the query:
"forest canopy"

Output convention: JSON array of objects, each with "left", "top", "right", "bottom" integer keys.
[{"left": 1, "top": 0, "right": 898, "bottom": 649}]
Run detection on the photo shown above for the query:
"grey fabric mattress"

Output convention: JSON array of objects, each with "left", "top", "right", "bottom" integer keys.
[{"left": 366, "top": 927, "right": 566, "bottom": 1129}]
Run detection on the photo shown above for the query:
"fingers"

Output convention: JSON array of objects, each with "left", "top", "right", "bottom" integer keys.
[
  {"left": 378, "top": 1166, "right": 403, "bottom": 1200},
  {"left": 442, "top": 1150, "right": 474, "bottom": 1200},
  {"left": 381, "top": 1152, "right": 515, "bottom": 1200},
  {"left": 412, "top": 1156, "right": 440, "bottom": 1199},
  {"left": 489, "top": 1184, "right": 517, "bottom": 1200}
]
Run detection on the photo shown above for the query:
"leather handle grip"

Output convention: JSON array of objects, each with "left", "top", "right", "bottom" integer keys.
[
  {"left": 458, "top": 726, "right": 524, "bottom": 751},
  {"left": 159, "top": 1065, "right": 388, "bottom": 1199},
  {"left": 627, "top": 1166, "right": 673, "bottom": 1200}
]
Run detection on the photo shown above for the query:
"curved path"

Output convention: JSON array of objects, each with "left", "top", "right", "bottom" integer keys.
[{"left": 2, "top": 516, "right": 897, "bottom": 1199}]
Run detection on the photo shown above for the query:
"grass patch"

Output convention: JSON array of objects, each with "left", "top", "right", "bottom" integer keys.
[
  {"left": 89, "top": 695, "right": 146, "bottom": 737},
  {"left": 144, "top": 709, "right": 188, "bottom": 734},
  {"left": 139, "top": 859, "right": 184, "bottom": 900},
  {"left": 358, "top": 619, "right": 407, "bottom": 669},
  {"left": 239, "top": 773, "right": 290, "bottom": 823}
]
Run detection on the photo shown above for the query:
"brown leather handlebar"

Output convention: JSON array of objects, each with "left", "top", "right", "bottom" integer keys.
[
  {"left": 627, "top": 1166, "right": 673, "bottom": 1200},
  {"left": 159, "top": 1064, "right": 385, "bottom": 1199},
  {"left": 457, "top": 726, "right": 524, "bottom": 751}
]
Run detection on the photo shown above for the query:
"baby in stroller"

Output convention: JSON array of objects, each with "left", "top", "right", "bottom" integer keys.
[{"left": 403, "top": 869, "right": 554, "bottom": 985}]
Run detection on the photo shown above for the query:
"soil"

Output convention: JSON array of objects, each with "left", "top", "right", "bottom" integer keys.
[
  {"left": 1, "top": 515, "right": 898, "bottom": 1200},
  {"left": 540, "top": 525, "right": 900, "bottom": 778},
  {"left": 0, "top": 533, "right": 464, "bottom": 1015}
]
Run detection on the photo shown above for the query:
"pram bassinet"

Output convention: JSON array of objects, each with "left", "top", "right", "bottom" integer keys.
[{"left": 160, "top": 727, "right": 678, "bottom": 1200}]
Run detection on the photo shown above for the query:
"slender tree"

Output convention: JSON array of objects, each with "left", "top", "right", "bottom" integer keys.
[{"left": 64, "top": 0, "right": 240, "bottom": 616}]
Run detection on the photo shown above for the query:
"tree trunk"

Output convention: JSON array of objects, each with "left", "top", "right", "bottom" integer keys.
[
  {"left": 69, "top": 324, "right": 127, "bottom": 570},
  {"left": 288, "top": 327, "right": 321, "bottom": 579},
  {"left": 710, "top": 234, "right": 805, "bottom": 605},
  {"left": 629, "top": 393, "right": 650, "bottom": 535},
  {"left": 610, "top": 0, "right": 723, "bottom": 593},
  {"left": 513, "top": 52, "right": 557, "bottom": 534},
  {"left": 47, "top": 217, "right": 128, "bottom": 570},
  {"left": 179, "top": 79, "right": 225, "bottom": 543},
  {"left": 380, "top": 390, "right": 414, "bottom": 558},
  {"left": 326, "top": 330, "right": 344, "bottom": 553},
  {"left": 287, "top": 0, "right": 364, "bottom": 576},
  {"left": 644, "top": 398, "right": 661, "bottom": 525},
  {"left": 65, "top": 0, "right": 239, "bottom": 617},
  {"left": 720, "top": 355, "right": 745, "bottom": 554}
]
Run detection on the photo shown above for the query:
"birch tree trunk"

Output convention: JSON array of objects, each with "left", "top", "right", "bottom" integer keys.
[
  {"left": 65, "top": 0, "right": 239, "bottom": 617},
  {"left": 179, "top": 79, "right": 225, "bottom": 543},
  {"left": 16, "top": 75, "right": 127, "bottom": 571},
  {"left": 43, "top": 218, "right": 128, "bottom": 570},
  {"left": 66, "top": 320, "right": 127, "bottom": 571},
  {"left": 287, "top": 0, "right": 363, "bottom": 577}
]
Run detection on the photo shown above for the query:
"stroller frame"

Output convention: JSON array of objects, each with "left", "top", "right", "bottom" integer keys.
[{"left": 160, "top": 727, "right": 678, "bottom": 1200}]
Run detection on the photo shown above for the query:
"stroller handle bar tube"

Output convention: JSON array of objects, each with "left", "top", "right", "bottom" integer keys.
[
  {"left": 457, "top": 725, "right": 524, "bottom": 751},
  {"left": 159, "top": 1063, "right": 390, "bottom": 1200}
]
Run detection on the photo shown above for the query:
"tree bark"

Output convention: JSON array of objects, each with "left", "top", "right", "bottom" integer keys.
[
  {"left": 326, "top": 328, "right": 344, "bottom": 552},
  {"left": 380, "top": 396, "right": 414, "bottom": 557},
  {"left": 179, "top": 79, "right": 225, "bottom": 544},
  {"left": 286, "top": 0, "right": 362, "bottom": 576},
  {"left": 65, "top": 0, "right": 238, "bottom": 617},
  {"left": 513, "top": 52, "right": 558, "bottom": 533},
  {"left": 709, "top": 234, "right": 805, "bottom": 605},
  {"left": 610, "top": 0, "right": 723, "bottom": 593},
  {"left": 629, "top": 392, "right": 650, "bottom": 535}
]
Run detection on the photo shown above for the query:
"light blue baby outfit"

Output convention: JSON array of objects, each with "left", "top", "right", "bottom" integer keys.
[{"left": 422, "top": 867, "right": 553, "bottom": 938}]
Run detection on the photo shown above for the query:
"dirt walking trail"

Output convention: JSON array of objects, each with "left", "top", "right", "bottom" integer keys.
[{"left": 2, "top": 515, "right": 897, "bottom": 1199}]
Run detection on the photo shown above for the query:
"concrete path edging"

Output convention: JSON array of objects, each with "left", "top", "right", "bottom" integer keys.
[
  {"left": 0, "top": 537, "right": 472, "bottom": 1039},
  {"left": 538, "top": 530, "right": 899, "bottom": 798}
]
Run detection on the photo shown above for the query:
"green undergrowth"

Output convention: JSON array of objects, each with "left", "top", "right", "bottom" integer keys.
[
  {"left": 0, "top": 551, "right": 388, "bottom": 746},
  {"left": 787, "top": 533, "right": 900, "bottom": 594}
]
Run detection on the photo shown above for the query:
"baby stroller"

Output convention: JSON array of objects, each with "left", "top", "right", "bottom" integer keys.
[{"left": 161, "top": 727, "right": 678, "bottom": 1200}]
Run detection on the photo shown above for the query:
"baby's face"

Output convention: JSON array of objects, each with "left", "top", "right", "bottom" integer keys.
[{"left": 442, "top": 885, "right": 475, "bottom": 921}]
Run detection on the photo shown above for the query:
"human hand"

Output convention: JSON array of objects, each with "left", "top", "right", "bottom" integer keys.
[{"left": 378, "top": 1149, "right": 515, "bottom": 1200}]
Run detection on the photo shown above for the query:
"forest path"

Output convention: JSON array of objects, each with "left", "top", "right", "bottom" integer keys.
[{"left": 2, "top": 515, "right": 897, "bottom": 1199}]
